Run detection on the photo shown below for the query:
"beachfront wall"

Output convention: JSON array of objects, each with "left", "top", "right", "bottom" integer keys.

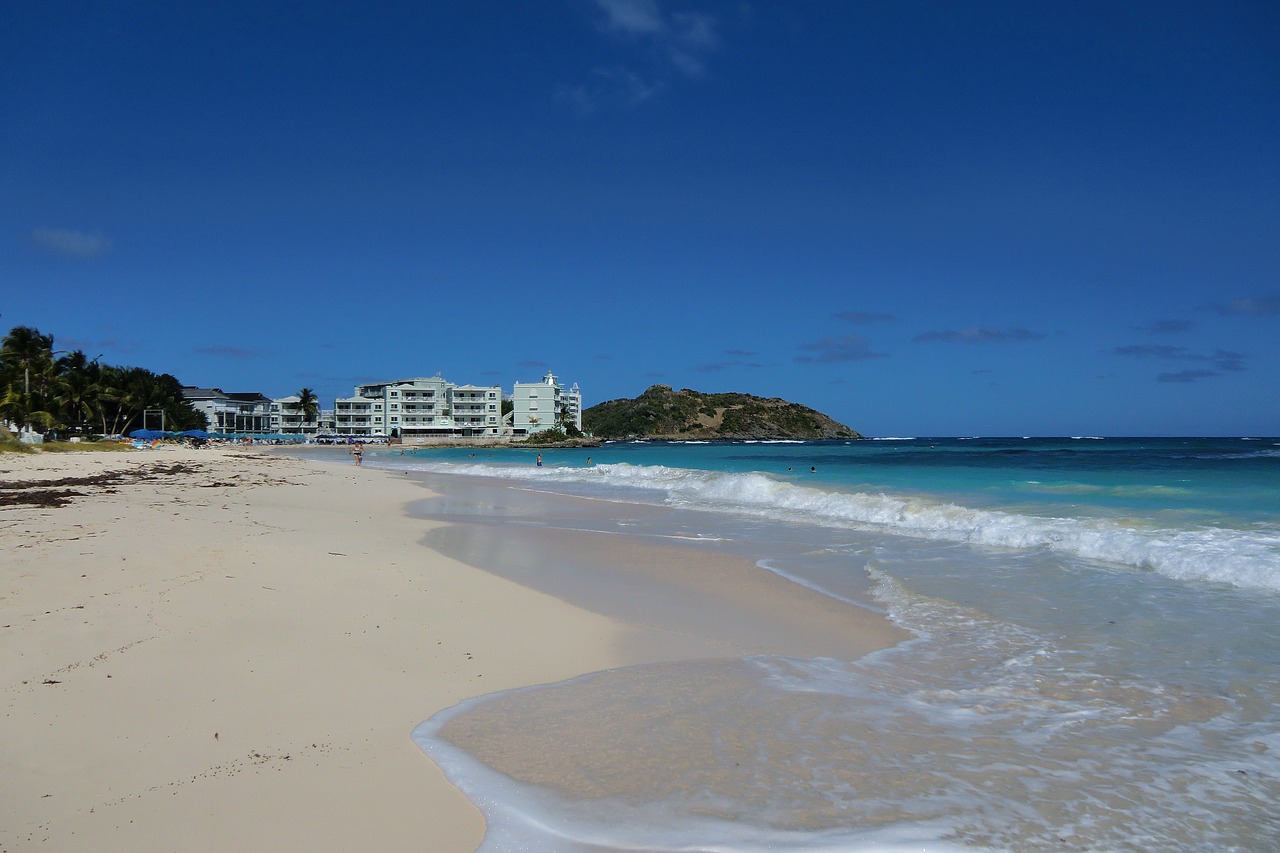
[
  {"left": 512, "top": 370, "right": 582, "bottom": 434},
  {"left": 334, "top": 377, "right": 504, "bottom": 438}
]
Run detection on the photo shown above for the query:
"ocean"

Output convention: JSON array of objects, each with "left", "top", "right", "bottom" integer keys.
[{"left": 368, "top": 437, "right": 1279, "bottom": 851}]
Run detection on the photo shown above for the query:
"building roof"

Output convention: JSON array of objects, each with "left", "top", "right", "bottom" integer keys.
[{"left": 181, "top": 386, "right": 228, "bottom": 400}]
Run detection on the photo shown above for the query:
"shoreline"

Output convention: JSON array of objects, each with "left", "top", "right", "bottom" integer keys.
[{"left": 1, "top": 447, "right": 906, "bottom": 851}]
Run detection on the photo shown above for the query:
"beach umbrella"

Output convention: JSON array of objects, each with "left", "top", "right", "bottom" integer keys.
[
  {"left": 179, "top": 429, "right": 209, "bottom": 438},
  {"left": 128, "top": 428, "right": 166, "bottom": 440}
]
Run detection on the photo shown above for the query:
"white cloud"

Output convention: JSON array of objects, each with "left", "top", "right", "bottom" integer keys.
[
  {"left": 29, "top": 227, "right": 113, "bottom": 258},
  {"left": 671, "top": 11, "right": 719, "bottom": 50},
  {"left": 557, "top": 67, "right": 663, "bottom": 113},
  {"left": 1209, "top": 292, "right": 1280, "bottom": 317},
  {"left": 568, "top": 0, "right": 721, "bottom": 110},
  {"left": 596, "top": 0, "right": 664, "bottom": 35}
]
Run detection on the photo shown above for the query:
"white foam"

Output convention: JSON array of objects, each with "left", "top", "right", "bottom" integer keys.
[
  {"left": 400, "top": 460, "right": 1280, "bottom": 593},
  {"left": 412, "top": 686, "right": 983, "bottom": 853}
]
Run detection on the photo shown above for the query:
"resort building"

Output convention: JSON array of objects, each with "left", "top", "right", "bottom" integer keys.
[
  {"left": 269, "top": 395, "right": 321, "bottom": 437},
  {"left": 182, "top": 387, "right": 274, "bottom": 434},
  {"left": 332, "top": 376, "right": 504, "bottom": 439},
  {"left": 512, "top": 371, "right": 582, "bottom": 435},
  {"left": 188, "top": 370, "right": 582, "bottom": 441}
]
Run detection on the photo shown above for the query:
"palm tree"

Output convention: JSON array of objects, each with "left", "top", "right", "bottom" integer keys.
[
  {"left": 54, "top": 369, "right": 99, "bottom": 435},
  {"left": 0, "top": 386, "right": 56, "bottom": 434},
  {"left": 98, "top": 367, "right": 204, "bottom": 434},
  {"left": 0, "top": 326, "right": 56, "bottom": 432},
  {"left": 52, "top": 350, "right": 103, "bottom": 436},
  {"left": 1, "top": 326, "right": 55, "bottom": 395},
  {"left": 294, "top": 387, "right": 319, "bottom": 434}
]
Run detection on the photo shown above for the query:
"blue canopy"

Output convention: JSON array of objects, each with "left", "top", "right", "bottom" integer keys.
[
  {"left": 128, "top": 428, "right": 167, "bottom": 439},
  {"left": 179, "top": 429, "right": 209, "bottom": 438}
]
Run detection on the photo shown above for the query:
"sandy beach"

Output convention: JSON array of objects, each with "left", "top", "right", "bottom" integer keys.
[{"left": 1, "top": 446, "right": 905, "bottom": 852}]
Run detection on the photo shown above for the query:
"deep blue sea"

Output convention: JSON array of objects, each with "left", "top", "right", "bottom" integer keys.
[{"left": 365, "top": 437, "right": 1279, "bottom": 851}]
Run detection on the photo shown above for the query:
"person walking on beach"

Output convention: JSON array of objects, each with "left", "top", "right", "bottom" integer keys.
[{"left": 353, "top": 443, "right": 364, "bottom": 466}]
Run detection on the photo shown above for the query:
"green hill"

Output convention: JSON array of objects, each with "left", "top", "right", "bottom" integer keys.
[{"left": 583, "top": 386, "right": 862, "bottom": 441}]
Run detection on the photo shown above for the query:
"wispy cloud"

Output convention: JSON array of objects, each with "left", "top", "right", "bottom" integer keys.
[
  {"left": 60, "top": 336, "right": 136, "bottom": 356},
  {"left": 692, "top": 349, "right": 765, "bottom": 372},
  {"left": 195, "top": 345, "right": 268, "bottom": 360},
  {"left": 567, "top": 0, "right": 721, "bottom": 111},
  {"left": 29, "top": 227, "right": 112, "bottom": 258},
  {"left": 1133, "top": 319, "right": 1193, "bottom": 334},
  {"left": 1158, "top": 369, "right": 1220, "bottom": 383},
  {"left": 1207, "top": 292, "right": 1280, "bottom": 317},
  {"left": 597, "top": 0, "right": 664, "bottom": 35},
  {"left": 1112, "top": 344, "right": 1187, "bottom": 359},
  {"left": 1110, "top": 344, "right": 1246, "bottom": 382},
  {"left": 1204, "top": 349, "right": 1246, "bottom": 371},
  {"left": 664, "top": 11, "right": 719, "bottom": 77},
  {"left": 835, "top": 310, "right": 896, "bottom": 325},
  {"left": 795, "top": 335, "right": 888, "bottom": 363},
  {"left": 914, "top": 327, "right": 1045, "bottom": 344},
  {"left": 557, "top": 66, "right": 663, "bottom": 112}
]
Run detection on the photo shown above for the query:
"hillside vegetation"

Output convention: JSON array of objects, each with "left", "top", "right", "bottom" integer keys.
[{"left": 583, "top": 385, "right": 862, "bottom": 441}]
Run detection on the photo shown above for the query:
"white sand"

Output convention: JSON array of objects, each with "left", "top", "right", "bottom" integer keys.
[
  {"left": 0, "top": 447, "right": 639, "bottom": 851},
  {"left": 1, "top": 446, "right": 906, "bottom": 851}
]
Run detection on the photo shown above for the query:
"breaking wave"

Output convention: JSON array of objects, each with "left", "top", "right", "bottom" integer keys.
[{"left": 402, "top": 460, "right": 1280, "bottom": 593}]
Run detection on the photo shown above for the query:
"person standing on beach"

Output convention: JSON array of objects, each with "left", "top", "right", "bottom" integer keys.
[{"left": 353, "top": 443, "right": 364, "bottom": 466}]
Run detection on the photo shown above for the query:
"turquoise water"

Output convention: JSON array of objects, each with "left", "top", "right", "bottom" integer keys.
[
  {"left": 372, "top": 438, "right": 1280, "bottom": 850},
  {"left": 389, "top": 437, "right": 1280, "bottom": 589},
  {"left": 392, "top": 436, "right": 1280, "bottom": 518}
]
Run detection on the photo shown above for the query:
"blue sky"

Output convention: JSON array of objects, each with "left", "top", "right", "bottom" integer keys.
[{"left": 3, "top": 1, "right": 1277, "bottom": 437}]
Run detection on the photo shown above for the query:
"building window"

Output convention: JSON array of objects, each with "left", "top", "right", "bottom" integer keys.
[{"left": 390, "top": 391, "right": 399, "bottom": 398}]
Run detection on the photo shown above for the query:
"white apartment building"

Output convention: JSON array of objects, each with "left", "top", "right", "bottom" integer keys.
[
  {"left": 332, "top": 376, "right": 503, "bottom": 438},
  {"left": 512, "top": 371, "right": 582, "bottom": 435},
  {"left": 269, "top": 395, "right": 321, "bottom": 436},
  {"left": 182, "top": 387, "right": 274, "bottom": 434}
]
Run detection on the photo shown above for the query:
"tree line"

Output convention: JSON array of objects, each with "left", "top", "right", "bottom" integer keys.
[{"left": 0, "top": 325, "right": 206, "bottom": 437}]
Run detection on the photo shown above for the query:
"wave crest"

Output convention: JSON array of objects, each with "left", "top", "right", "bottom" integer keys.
[{"left": 405, "top": 460, "right": 1280, "bottom": 593}]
